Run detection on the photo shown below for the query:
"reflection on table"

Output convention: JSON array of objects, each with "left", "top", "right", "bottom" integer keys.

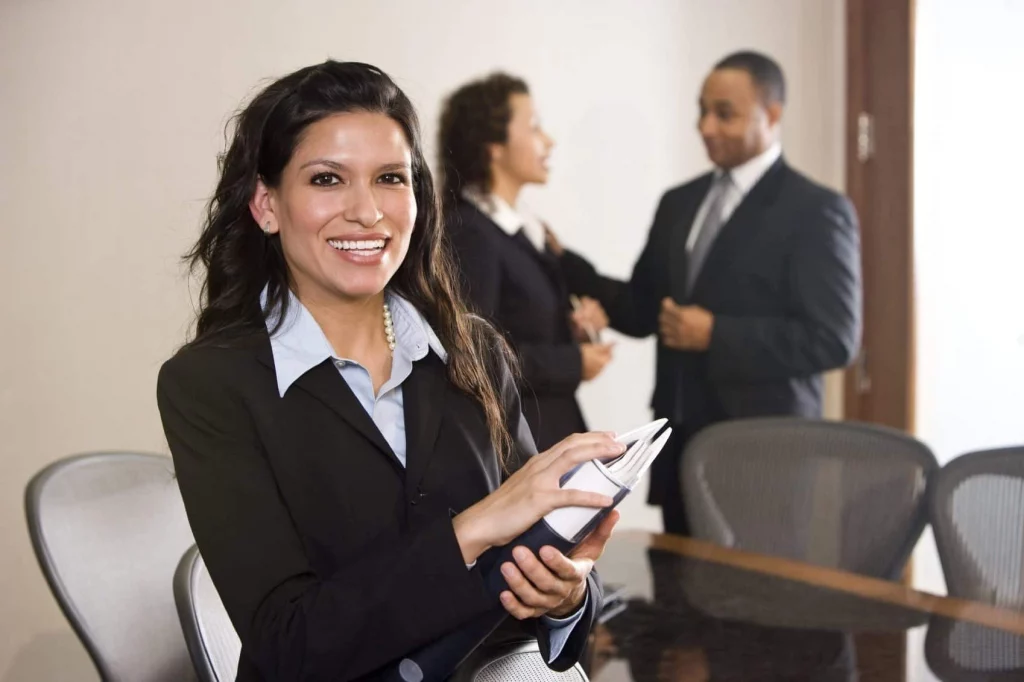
[{"left": 587, "top": 532, "right": 1024, "bottom": 682}]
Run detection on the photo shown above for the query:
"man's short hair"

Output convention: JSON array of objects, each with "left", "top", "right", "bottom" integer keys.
[{"left": 714, "top": 51, "right": 786, "bottom": 105}]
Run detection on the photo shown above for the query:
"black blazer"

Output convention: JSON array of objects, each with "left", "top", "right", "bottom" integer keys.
[
  {"left": 560, "top": 159, "right": 862, "bottom": 503},
  {"left": 447, "top": 199, "right": 586, "bottom": 451},
  {"left": 156, "top": 331, "right": 600, "bottom": 681}
]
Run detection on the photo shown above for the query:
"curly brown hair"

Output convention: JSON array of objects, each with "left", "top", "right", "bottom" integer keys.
[{"left": 437, "top": 73, "right": 529, "bottom": 202}]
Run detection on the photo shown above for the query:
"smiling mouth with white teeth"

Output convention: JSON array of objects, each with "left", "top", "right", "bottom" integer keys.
[{"left": 326, "top": 238, "right": 388, "bottom": 256}]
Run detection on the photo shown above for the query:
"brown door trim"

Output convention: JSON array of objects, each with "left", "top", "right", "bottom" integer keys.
[
  {"left": 844, "top": 0, "right": 916, "bottom": 434},
  {"left": 845, "top": 2, "right": 916, "bottom": 680}
]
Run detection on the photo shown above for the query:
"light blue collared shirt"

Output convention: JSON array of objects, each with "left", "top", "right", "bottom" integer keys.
[
  {"left": 265, "top": 287, "right": 447, "bottom": 465},
  {"left": 262, "top": 288, "right": 584, "bottom": 662}
]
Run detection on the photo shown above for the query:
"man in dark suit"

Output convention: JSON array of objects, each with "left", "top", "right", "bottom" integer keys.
[{"left": 552, "top": 51, "right": 862, "bottom": 535}]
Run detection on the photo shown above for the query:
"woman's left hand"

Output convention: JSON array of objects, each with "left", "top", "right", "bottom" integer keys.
[{"left": 498, "top": 510, "right": 619, "bottom": 619}]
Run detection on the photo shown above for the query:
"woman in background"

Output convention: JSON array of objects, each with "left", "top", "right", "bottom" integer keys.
[
  {"left": 439, "top": 74, "right": 611, "bottom": 451},
  {"left": 157, "top": 60, "right": 619, "bottom": 681}
]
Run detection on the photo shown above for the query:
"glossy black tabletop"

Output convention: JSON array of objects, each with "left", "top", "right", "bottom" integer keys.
[{"left": 585, "top": 532, "right": 1024, "bottom": 682}]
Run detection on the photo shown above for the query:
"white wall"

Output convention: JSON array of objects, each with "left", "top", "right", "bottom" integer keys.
[
  {"left": 0, "top": 0, "right": 845, "bottom": 678},
  {"left": 910, "top": 1, "right": 1024, "bottom": 680}
]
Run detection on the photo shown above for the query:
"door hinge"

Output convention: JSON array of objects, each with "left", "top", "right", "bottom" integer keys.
[{"left": 857, "top": 112, "right": 875, "bottom": 162}]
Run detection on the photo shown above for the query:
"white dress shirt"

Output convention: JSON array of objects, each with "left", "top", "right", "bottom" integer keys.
[
  {"left": 462, "top": 189, "right": 547, "bottom": 252},
  {"left": 686, "top": 143, "right": 783, "bottom": 252}
]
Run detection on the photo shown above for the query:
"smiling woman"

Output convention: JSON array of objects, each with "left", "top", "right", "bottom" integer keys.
[
  {"left": 250, "top": 111, "right": 416, "bottom": 310},
  {"left": 158, "top": 60, "right": 619, "bottom": 681}
]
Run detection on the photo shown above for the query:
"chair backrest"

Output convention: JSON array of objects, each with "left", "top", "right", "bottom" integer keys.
[
  {"left": 451, "top": 639, "right": 589, "bottom": 682},
  {"left": 926, "top": 446, "right": 1024, "bottom": 680},
  {"left": 25, "top": 452, "right": 197, "bottom": 681},
  {"left": 173, "top": 546, "right": 241, "bottom": 682},
  {"left": 682, "top": 418, "right": 938, "bottom": 579},
  {"left": 171, "top": 546, "right": 584, "bottom": 682}
]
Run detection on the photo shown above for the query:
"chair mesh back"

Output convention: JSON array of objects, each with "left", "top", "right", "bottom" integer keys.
[
  {"left": 452, "top": 640, "right": 588, "bottom": 682},
  {"left": 682, "top": 418, "right": 937, "bottom": 578},
  {"left": 926, "top": 447, "right": 1024, "bottom": 679},
  {"left": 174, "top": 547, "right": 240, "bottom": 682},
  {"left": 25, "top": 453, "right": 196, "bottom": 681},
  {"left": 474, "top": 655, "right": 586, "bottom": 682}
]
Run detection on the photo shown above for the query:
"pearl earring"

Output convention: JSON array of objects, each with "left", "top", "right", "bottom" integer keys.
[{"left": 262, "top": 221, "right": 272, "bottom": 235}]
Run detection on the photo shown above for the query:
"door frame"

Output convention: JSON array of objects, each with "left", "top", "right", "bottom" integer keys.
[
  {"left": 843, "top": 0, "right": 916, "bottom": 433},
  {"left": 844, "top": 1, "right": 916, "bottom": 681}
]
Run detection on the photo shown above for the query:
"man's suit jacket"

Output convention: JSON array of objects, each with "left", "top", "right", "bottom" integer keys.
[
  {"left": 560, "top": 158, "right": 862, "bottom": 504},
  {"left": 157, "top": 331, "right": 600, "bottom": 681},
  {"left": 448, "top": 199, "right": 587, "bottom": 451}
]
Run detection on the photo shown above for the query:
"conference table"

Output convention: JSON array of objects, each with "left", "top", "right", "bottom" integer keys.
[{"left": 587, "top": 531, "right": 1024, "bottom": 681}]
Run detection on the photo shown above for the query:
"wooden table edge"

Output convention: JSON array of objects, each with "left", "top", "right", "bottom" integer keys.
[{"left": 612, "top": 530, "right": 1024, "bottom": 637}]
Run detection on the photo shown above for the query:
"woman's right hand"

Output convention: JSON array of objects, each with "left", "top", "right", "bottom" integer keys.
[
  {"left": 571, "top": 296, "right": 610, "bottom": 341},
  {"left": 543, "top": 224, "right": 564, "bottom": 257},
  {"left": 452, "top": 432, "right": 625, "bottom": 564}
]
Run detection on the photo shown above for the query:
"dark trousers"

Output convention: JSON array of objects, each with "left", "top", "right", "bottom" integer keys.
[
  {"left": 657, "top": 422, "right": 698, "bottom": 537},
  {"left": 660, "top": 487, "right": 691, "bottom": 536}
]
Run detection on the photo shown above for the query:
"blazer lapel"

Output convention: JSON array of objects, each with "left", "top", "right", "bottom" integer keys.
[
  {"left": 690, "top": 158, "right": 787, "bottom": 300},
  {"left": 670, "top": 174, "right": 714, "bottom": 302},
  {"left": 511, "top": 230, "right": 567, "bottom": 296},
  {"left": 467, "top": 200, "right": 567, "bottom": 298},
  {"left": 292, "top": 361, "right": 405, "bottom": 472},
  {"left": 403, "top": 355, "right": 447, "bottom": 496},
  {"left": 542, "top": 245, "right": 571, "bottom": 302}
]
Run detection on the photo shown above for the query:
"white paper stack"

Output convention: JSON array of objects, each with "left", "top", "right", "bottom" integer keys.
[{"left": 544, "top": 419, "right": 672, "bottom": 540}]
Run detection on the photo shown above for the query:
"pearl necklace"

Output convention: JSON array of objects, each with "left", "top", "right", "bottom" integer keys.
[{"left": 382, "top": 300, "right": 396, "bottom": 353}]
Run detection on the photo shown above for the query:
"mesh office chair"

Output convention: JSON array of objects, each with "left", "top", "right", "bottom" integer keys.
[
  {"left": 25, "top": 452, "right": 197, "bottom": 681},
  {"left": 174, "top": 545, "right": 585, "bottom": 682},
  {"left": 682, "top": 418, "right": 938, "bottom": 578},
  {"left": 680, "top": 418, "right": 937, "bottom": 634},
  {"left": 925, "top": 446, "right": 1024, "bottom": 681},
  {"left": 451, "top": 639, "right": 589, "bottom": 682},
  {"left": 174, "top": 546, "right": 241, "bottom": 682}
]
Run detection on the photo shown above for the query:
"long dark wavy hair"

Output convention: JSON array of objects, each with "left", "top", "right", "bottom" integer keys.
[
  {"left": 185, "top": 60, "right": 517, "bottom": 462},
  {"left": 437, "top": 73, "right": 528, "bottom": 203}
]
